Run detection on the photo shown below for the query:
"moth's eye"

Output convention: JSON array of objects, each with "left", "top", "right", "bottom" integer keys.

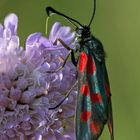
[
  {"left": 76, "top": 27, "right": 83, "bottom": 35},
  {"left": 77, "top": 29, "right": 83, "bottom": 35}
]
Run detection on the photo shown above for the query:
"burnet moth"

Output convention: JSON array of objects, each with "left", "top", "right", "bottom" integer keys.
[{"left": 46, "top": 0, "right": 114, "bottom": 139}]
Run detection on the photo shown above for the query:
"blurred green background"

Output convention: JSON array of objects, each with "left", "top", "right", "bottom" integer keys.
[{"left": 0, "top": 0, "right": 139, "bottom": 139}]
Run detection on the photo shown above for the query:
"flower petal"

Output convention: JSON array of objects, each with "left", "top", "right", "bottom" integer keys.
[
  {"left": 39, "top": 36, "right": 53, "bottom": 48},
  {"left": 49, "top": 22, "right": 61, "bottom": 42},
  {"left": 0, "top": 24, "right": 3, "bottom": 37},
  {"left": 26, "top": 32, "right": 42, "bottom": 46},
  {"left": 4, "top": 13, "right": 18, "bottom": 35}
]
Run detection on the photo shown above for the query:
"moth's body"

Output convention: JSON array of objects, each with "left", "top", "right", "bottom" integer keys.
[{"left": 75, "top": 26, "right": 113, "bottom": 140}]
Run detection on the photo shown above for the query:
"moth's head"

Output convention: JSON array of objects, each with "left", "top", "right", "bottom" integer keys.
[{"left": 75, "top": 26, "right": 90, "bottom": 39}]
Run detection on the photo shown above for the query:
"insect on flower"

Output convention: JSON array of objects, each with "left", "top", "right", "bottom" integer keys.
[{"left": 46, "top": 0, "right": 114, "bottom": 140}]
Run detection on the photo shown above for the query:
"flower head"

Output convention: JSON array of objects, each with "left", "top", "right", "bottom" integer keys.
[{"left": 0, "top": 14, "right": 77, "bottom": 140}]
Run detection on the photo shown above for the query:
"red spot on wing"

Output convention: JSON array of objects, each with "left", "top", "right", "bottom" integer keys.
[
  {"left": 80, "top": 111, "right": 91, "bottom": 122},
  {"left": 80, "top": 84, "right": 90, "bottom": 96},
  {"left": 90, "top": 120, "right": 100, "bottom": 134},
  {"left": 87, "top": 55, "right": 96, "bottom": 75},
  {"left": 91, "top": 93, "right": 102, "bottom": 103},
  {"left": 79, "top": 52, "right": 87, "bottom": 73}
]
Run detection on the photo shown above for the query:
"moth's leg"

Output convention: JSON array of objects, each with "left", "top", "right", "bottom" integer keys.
[
  {"left": 47, "top": 38, "right": 77, "bottom": 73},
  {"left": 47, "top": 49, "right": 72, "bottom": 73},
  {"left": 49, "top": 80, "right": 78, "bottom": 110},
  {"left": 71, "top": 50, "right": 77, "bottom": 66},
  {"left": 57, "top": 38, "right": 77, "bottom": 66},
  {"left": 57, "top": 38, "right": 73, "bottom": 51}
]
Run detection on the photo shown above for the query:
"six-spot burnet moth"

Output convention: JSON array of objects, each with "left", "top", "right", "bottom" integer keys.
[{"left": 46, "top": 0, "right": 114, "bottom": 139}]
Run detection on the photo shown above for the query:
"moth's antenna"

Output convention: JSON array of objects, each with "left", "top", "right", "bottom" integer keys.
[
  {"left": 88, "top": 0, "right": 96, "bottom": 27},
  {"left": 46, "top": 7, "right": 84, "bottom": 27},
  {"left": 46, "top": 13, "right": 77, "bottom": 35},
  {"left": 67, "top": 19, "right": 78, "bottom": 28}
]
